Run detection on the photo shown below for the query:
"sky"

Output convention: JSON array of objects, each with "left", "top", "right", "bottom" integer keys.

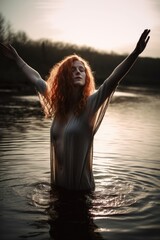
[{"left": 0, "top": 0, "right": 160, "bottom": 58}]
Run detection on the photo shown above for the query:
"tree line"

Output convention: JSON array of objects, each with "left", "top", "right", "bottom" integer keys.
[{"left": 0, "top": 13, "right": 159, "bottom": 94}]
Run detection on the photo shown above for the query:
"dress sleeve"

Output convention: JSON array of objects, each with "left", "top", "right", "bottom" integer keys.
[
  {"left": 14, "top": 55, "right": 48, "bottom": 95},
  {"left": 87, "top": 78, "right": 118, "bottom": 135},
  {"left": 35, "top": 78, "right": 48, "bottom": 95}
]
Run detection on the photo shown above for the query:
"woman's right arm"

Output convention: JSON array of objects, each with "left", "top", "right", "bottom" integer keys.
[{"left": 0, "top": 43, "right": 47, "bottom": 95}]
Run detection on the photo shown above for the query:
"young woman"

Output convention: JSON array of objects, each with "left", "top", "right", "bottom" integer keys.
[{"left": 0, "top": 29, "right": 150, "bottom": 192}]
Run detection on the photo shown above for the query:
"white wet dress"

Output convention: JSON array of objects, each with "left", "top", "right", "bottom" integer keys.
[{"left": 36, "top": 78, "right": 117, "bottom": 191}]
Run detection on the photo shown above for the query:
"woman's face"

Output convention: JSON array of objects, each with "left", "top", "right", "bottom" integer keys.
[{"left": 71, "top": 60, "right": 86, "bottom": 87}]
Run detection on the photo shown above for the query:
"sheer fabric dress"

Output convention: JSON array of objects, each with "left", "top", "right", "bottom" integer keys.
[{"left": 36, "top": 78, "right": 117, "bottom": 191}]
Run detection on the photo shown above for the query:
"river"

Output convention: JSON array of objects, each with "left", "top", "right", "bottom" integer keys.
[{"left": 0, "top": 86, "right": 160, "bottom": 240}]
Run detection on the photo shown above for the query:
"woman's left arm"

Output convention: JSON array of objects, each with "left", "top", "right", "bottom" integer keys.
[
  {"left": 88, "top": 29, "right": 150, "bottom": 114},
  {"left": 105, "top": 29, "right": 150, "bottom": 92}
]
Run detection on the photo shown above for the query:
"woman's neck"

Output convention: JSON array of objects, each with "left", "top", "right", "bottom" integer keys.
[{"left": 71, "top": 86, "right": 82, "bottom": 103}]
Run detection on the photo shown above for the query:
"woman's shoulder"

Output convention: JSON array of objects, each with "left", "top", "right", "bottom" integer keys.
[{"left": 36, "top": 78, "right": 48, "bottom": 94}]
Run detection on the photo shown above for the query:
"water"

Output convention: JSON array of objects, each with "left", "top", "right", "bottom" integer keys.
[{"left": 0, "top": 86, "right": 160, "bottom": 240}]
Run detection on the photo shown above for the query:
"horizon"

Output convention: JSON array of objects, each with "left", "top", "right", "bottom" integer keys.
[{"left": 1, "top": 0, "right": 160, "bottom": 58}]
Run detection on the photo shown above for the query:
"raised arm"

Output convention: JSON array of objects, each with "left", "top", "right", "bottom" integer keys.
[
  {"left": 105, "top": 29, "right": 150, "bottom": 92},
  {"left": 88, "top": 29, "right": 150, "bottom": 114},
  {"left": 0, "top": 43, "right": 47, "bottom": 94}
]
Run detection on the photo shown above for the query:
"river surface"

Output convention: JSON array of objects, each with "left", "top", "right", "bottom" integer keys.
[{"left": 0, "top": 86, "right": 160, "bottom": 240}]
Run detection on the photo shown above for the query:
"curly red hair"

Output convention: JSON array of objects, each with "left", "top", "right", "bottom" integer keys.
[{"left": 40, "top": 54, "right": 95, "bottom": 118}]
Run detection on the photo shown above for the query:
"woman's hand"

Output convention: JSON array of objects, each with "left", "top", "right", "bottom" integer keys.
[
  {"left": 134, "top": 29, "right": 150, "bottom": 55},
  {"left": 0, "top": 43, "right": 19, "bottom": 61}
]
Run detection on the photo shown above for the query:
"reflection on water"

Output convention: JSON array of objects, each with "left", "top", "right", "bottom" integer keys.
[{"left": 0, "top": 87, "right": 160, "bottom": 240}]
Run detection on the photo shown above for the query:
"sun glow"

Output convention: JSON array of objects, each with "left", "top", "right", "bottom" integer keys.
[
  {"left": 44, "top": 0, "right": 155, "bottom": 54},
  {"left": 1, "top": 0, "right": 158, "bottom": 57}
]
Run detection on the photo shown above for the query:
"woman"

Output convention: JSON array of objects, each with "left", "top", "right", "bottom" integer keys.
[{"left": 0, "top": 29, "right": 150, "bottom": 191}]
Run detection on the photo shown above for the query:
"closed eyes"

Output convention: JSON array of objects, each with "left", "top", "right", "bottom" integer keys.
[{"left": 72, "top": 66, "right": 85, "bottom": 72}]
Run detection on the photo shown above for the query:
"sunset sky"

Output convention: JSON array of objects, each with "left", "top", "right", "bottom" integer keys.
[{"left": 1, "top": 0, "right": 160, "bottom": 58}]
